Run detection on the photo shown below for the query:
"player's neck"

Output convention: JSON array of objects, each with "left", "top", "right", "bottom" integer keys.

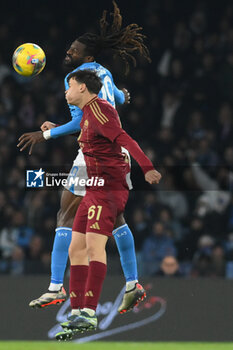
[{"left": 80, "top": 93, "right": 98, "bottom": 110}]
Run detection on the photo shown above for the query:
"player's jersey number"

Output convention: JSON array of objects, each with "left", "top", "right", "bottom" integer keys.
[
  {"left": 100, "top": 75, "right": 115, "bottom": 107},
  {"left": 88, "top": 205, "right": 103, "bottom": 221}
]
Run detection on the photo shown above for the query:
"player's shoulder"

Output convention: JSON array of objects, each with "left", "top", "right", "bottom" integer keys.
[
  {"left": 87, "top": 97, "right": 117, "bottom": 123},
  {"left": 94, "top": 63, "right": 113, "bottom": 78},
  {"left": 95, "top": 98, "right": 116, "bottom": 113}
]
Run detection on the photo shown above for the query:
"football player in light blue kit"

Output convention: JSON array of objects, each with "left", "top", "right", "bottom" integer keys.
[{"left": 18, "top": 2, "right": 151, "bottom": 313}]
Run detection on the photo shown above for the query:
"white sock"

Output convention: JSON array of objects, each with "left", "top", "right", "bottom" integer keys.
[
  {"left": 71, "top": 309, "right": 80, "bottom": 316},
  {"left": 48, "top": 283, "right": 63, "bottom": 292},
  {"left": 82, "top": 308, "right": 96, "bottom": 316},
  {"left": 126, "top": 280, "right": 138, "bottom": 292}
]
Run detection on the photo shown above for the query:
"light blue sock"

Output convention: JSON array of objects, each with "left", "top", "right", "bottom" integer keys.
[
  {"left": 51, "top": 227, "right": 72, "bottom": 284},
  {"left": 113, "top": 224, "right": 138, "bottom": 282}
]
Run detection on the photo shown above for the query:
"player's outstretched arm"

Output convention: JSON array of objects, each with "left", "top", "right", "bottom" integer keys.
[{"left": 42, "top": 118, "right": 81, "bottom": 140}]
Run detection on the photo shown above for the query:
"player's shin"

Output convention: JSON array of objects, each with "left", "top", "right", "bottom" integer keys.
[
  {"left": 113, "top": 224, "right": 138, "bottom": 290},
  {"left": 70, "top": 265, "right": 89, "bottom": 311},
  {"left": 50, "top": 227, "right": 72, "bottom": 291},
  {"left": 84, "top": 260, "right": 107, "bottom": 312}
]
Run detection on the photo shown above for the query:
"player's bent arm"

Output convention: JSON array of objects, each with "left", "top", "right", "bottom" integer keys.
[
  {"left": 113, "top": 84, "right": 125, "bottom": 105},
  {"left": 115, "top": 131, "right": 161, "bottom": 184}
]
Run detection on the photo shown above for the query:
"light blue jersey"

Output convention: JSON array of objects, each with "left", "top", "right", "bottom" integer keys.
[{"left": 50, "top": 62, "right": 125, "bottom": 138}]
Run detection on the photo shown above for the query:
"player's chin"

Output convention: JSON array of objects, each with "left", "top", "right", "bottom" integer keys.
[{"left": 63, "top": 58, "right": 74, "bottom": 68}]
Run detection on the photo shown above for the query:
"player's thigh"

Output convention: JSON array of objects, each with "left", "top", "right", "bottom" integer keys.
[
  {"left": 69, "top": 231, "right": 88, "bottom": 265},
  {"left": 57, "top": 189, "right": 83, "bottom": 226},
  {"left": 60, "top": 188, "right": 83, "bottom": 214},
  {"left": 69, "top": 231, "right": 87, "bottom": 258},
  {"left": 114, "top": 212, "right": 126, "bottom": 229}
]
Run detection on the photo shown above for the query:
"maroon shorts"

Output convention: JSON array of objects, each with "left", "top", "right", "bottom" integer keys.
[{"left": 72, "top": 189, "right": 129, "bottom": 236}]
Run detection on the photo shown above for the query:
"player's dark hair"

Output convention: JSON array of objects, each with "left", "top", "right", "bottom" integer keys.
[
  {"left": 76, "top": 1, "right": 151, "bottom": 74},
  {"left": 68, "top": 70, "right": 102, "bottom": 94}
]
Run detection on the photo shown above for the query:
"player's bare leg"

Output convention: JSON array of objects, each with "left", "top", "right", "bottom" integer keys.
[{"left": 29, "top": 189, "right": 83, "bottom": 308}]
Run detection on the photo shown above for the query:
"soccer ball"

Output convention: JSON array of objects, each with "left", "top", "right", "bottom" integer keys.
[{"left": 12, "top": 43, "right": 46, "bottom": 77}]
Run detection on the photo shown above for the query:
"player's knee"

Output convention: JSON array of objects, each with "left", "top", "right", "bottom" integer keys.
[
  {"left": 86, "top": 244, "right": 103, "bottom": 260},
  {"left": 69, "top": 244, "right": 87, "bottom": 264},
  {"left": 57, "top": 208, "right": 63, "bottom": 226},
  {"left": 86, "top": 244, "right": 96, "bottom": 260},
  {"left": 68, "top": 240, "right": 78, "bottom": 259}
]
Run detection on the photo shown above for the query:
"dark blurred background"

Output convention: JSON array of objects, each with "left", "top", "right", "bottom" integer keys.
[{"left": 1, "top": 0, "right": 233, "bottom": 279}]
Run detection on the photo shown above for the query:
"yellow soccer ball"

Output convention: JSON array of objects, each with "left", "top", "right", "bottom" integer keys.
[{"left": 12, "top": 43, "right": 46, "bottom": 77}]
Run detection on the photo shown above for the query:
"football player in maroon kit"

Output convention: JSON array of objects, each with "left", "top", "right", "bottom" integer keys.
[{"left": 56, "top": 69, "right": 161, "bottom": 341}]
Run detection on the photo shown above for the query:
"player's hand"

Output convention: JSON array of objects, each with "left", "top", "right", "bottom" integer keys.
[
  {"left": 40, "top": 121, "right": 56, "bottom": 131},
  {"left": 17, "top": 131, "right": 45, "bottom": 155},
  {"left": 122, "top": 88, "right": 130, "bottom": 104},
  {"left": 145, "top": 169, "right": 162, "bottom": 185}
]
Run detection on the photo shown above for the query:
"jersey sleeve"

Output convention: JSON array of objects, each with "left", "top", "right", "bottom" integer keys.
[
  {"left": 115, "top": 131, "right": 155, "bottom": 174},
  {"left": 50, "top": 116, "right": 82, "bottom": 138},
  {"left": 89, "top": 102, "right": 154, "bottom": 174},
  {"left": 113, "top": 84, "right": 125, "bottom": 105}
]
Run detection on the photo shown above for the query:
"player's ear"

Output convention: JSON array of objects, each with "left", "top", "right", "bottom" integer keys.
[
  {"left": 86, "top": 55, "right": 94, "bottom": 62},
  {"left": 80, "top": 83, "right": 86, "bottom": 92}
]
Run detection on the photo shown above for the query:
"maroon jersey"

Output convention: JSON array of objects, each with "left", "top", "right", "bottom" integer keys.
[{"left": 78, "top": 96, "right": 154, "bottom": 188}]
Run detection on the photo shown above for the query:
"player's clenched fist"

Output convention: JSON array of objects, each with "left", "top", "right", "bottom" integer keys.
[
  {"left": 145, "top": 169, "right": 162, "bottom": 184},
  {"left": 40, "top": 121, "right": 56, "bottom": 131},
  {"left": 122, "top": 88, "right": 130, "bottom": 104}
]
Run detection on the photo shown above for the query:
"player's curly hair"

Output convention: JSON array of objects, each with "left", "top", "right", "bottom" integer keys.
[{"left": 77, "top": 1, "right": 151, "bottom": 74}]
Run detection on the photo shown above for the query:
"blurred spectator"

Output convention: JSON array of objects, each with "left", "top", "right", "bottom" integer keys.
[
  {"left": 158, "top": 207, "right": 184, "bottom": 241},
  {"left": 155, "top": 256, "right": 183, "bottom": 277},
  {"left": 158, "top": 174, "right": 189, "bottom": 219},
  {"left": 142, "top": 222, "right": 177, "bottom": 275},
  {"left": 191, "top": 243, "right": 226, "bottom": 278}
]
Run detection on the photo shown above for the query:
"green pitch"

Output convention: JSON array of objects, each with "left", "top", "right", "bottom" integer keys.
[{"left": 1, "top": 342, "right": 233, "bottom": 350}]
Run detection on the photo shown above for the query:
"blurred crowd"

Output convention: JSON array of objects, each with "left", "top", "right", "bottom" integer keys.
[{"left": 1, "top": 0, "right": 233, "bottom": 278}]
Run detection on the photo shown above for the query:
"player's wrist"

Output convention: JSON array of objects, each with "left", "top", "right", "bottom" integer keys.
[{"left": 43, "top": 129, "right": 51, "bottom": 140}]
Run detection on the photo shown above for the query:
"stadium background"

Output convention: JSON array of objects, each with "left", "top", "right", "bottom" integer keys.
[{"left": 1, "top": 0, "right": 233, "bottom": 342}]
